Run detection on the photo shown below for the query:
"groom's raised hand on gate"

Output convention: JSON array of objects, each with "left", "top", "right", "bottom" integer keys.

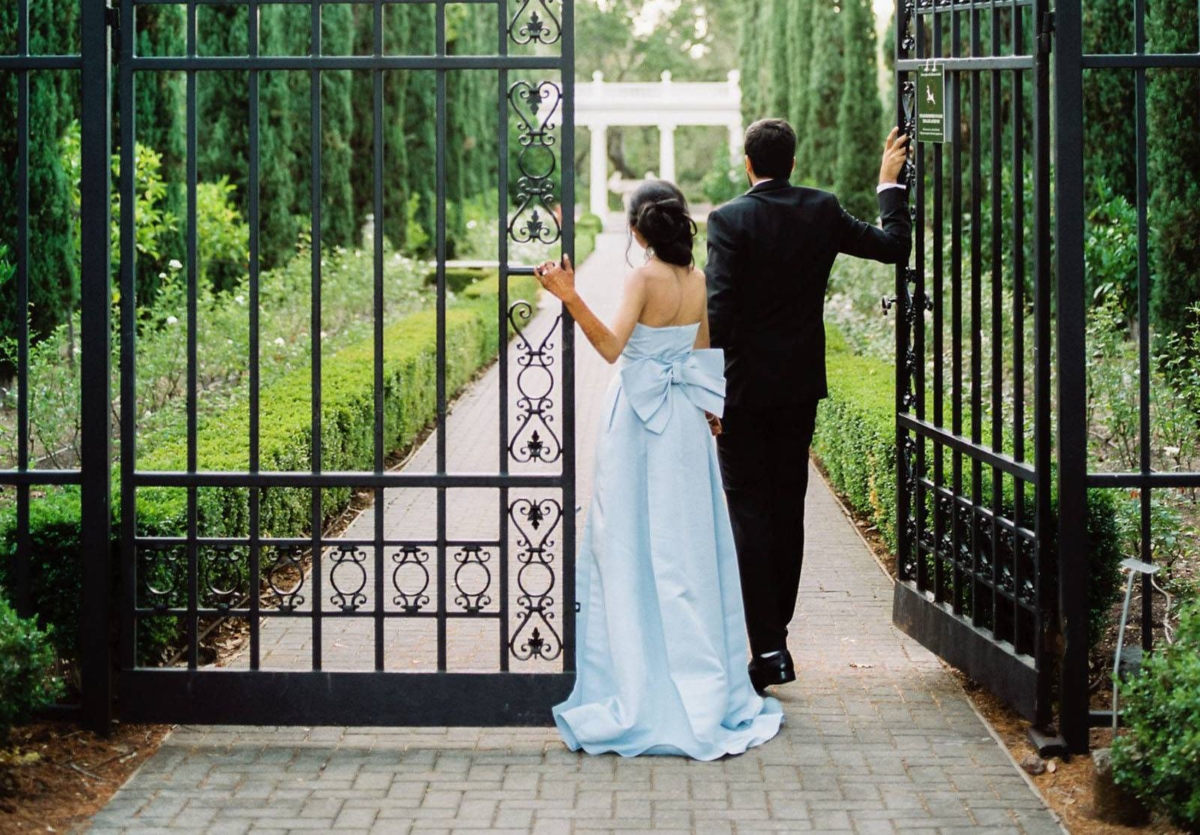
[{"left": 879, "top": 127, "right": 910, "bottom": 186}]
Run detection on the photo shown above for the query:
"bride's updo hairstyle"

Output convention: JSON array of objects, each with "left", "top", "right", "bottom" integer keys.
[{"left": 627, "top": 180, "right": 698, "bottom": 270}]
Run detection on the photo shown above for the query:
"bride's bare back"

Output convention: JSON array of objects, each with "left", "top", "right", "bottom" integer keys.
[{"left": 635, "top": 258, "right": 708, "bottom": 330}]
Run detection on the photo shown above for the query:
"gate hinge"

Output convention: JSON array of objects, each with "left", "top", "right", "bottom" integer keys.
[
  {"left": 1038, "top": 12, "right": 1054, "bottom": 55},
  {"left": 105, "top": 4, "right": 121, "bottom": 57}
]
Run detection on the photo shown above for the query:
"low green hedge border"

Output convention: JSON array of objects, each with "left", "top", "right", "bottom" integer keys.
[
  {"left": 0, "top": 275, "right": 538, "bottom": 665},
  {"left": 813, "top": 326, "right": 1123, "bottom": 650},
  {"left": 0, "top": 596, "right": 62, "bottom": 739}
]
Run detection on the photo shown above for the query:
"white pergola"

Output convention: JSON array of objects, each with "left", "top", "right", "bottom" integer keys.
[{"left": 577, "top": 70, "right": 744, "bottom": 217}]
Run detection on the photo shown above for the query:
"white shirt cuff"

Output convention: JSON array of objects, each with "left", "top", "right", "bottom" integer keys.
[{"left": 877, "top": 183, "right": 906, "bottom": 193}]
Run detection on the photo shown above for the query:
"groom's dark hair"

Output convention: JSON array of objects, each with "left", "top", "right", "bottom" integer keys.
[{"left": 744, "top": 119, "right": 797, "bottom": 180}]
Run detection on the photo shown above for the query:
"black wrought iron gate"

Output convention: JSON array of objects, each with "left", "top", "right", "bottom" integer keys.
[
  {"left": 0, "top": 0, "right": 578, "bottom": 729},
  {"left": 891, "top": 0, "right": 1057, "bottom": 729}
]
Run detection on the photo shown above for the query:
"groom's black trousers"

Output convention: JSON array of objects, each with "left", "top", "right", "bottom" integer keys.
[{"left": 716, "top": 402, "right": 819, "bottom": 658}]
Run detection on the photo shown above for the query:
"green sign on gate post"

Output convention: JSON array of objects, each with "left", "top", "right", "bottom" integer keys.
[{"left": 916, "top": 62, "right": 948, "bottom": 144}]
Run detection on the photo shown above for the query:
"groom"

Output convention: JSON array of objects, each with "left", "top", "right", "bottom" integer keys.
[{"left": 707, "top": 118, "right": 911, "bottom": 692}]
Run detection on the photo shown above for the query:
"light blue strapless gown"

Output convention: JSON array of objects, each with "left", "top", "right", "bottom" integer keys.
[{"left": 552, "top": 322, "right": 785, "bottom": 760}]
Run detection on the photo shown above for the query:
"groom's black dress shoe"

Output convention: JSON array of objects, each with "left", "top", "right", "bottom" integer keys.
[{"left": 748, "top": 649, "right": 795, "bottom": 692}]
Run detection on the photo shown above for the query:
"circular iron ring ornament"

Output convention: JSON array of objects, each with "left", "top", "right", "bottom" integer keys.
[
  {"left": 329, "top": 544, "right": 369, "bottom": 612},
  {"left": 391, "top": 546, "right": 431, "bottom": 613},
  {"left": 263, "top": 544, "right": 306, "bottom": 613}
]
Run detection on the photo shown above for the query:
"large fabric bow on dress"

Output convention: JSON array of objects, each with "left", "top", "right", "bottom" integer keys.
[{"left": 618, "top": 348, "right": 727, "bottom": 435}]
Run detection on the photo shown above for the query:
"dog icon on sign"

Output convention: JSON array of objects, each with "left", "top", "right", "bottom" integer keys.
[{"left": 926, "top": 85, "right": 936, "bottom": 105}]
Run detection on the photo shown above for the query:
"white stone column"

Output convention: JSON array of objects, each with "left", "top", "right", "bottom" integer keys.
[
  {"left": 728, "top": 121, "right": 744, "bottom": 165},
  {"left": 659, "top": 124, "right": 677, "bottom": 184},
  {"left": 590, "top": 123, "right": 608, "bottom": 218}
]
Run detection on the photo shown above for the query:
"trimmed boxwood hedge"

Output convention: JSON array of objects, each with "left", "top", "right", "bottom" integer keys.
[
  {"left": 813, "top": 326, "right": 1124, "bottom": 650},
  {"left": 0, "top": 275, "right": 538, "bottom": 665}
]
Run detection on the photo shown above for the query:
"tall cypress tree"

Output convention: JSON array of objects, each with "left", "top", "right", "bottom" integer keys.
[
  {"left": 801, "top": 0, "right": 844, "bottom": 188},
  {"left": 319, "top": 3, "right": 356, "bottom": 249},
  {"left": 403, "top": 9, "right": 438, "bottom": 255},
  {"left": 0, "top": 0, "right": 78, "bottom": 341},
  {"left": 739, "top": 0, "right": 764, "bottom": 124},
  {"left": 258, "top": 4, "right": 307, "bottom": 269},
  {"left": 835, "top": 0, "right": 882, "bottom": 219},
  {"left": 785, "top": 0, "right": 813, "bottom": 151},
  {"left": 1146, "top": 0, "right": 1200, "bottom": 341},
  {"left": 763, "top": 0, "right": 791, "bottom": 120},
  {"left": 1082, "top": 0, "right": 1135, "bottom": 203}
]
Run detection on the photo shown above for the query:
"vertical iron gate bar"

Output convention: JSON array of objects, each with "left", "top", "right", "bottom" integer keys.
[
  {"left": 496, "top": 0, "right": 511, "bottom": 671},
  {"left": 894, "top": 0, "right": 909, "bottom": 589},
  {"left": 989, "top": 0, "right": 1002, "bottom": 642},
  {"left": 561, "top": 0, "right": 578, "bottom": 671},
  {"left": 1133, "top": 0, "right": 1153, "bottom": 652},
  {"left": 248, "top": 0, "right": 262, "bottom": 671},
  {"left": 913, "top": 0, "right": 929, "bottom": 596},
  {"left": 932, "top": 6, "right": 945, "bottom": 608},
  {"left": 373, "top": 0, "right": 386, "bottom": 674},
  {"left": 80, "top": 0, "right": 115, "bottom": 733},
  {"left": 185, "top": 0, "right": 200, "bottom": 672},
  {"left": 118, "top": 0, "right": 137, "bottom": 674},
  {"left": 434, "top": 0, "right": 448, "bottom": 674},
  {"left": 969, "top": 4, "right": 982, "bottom": 630},
  {"left": 1031, "top": 0, "right": 1055, "bottom": 734},
  {"left": 309, "top": 0, "right": 324, "bottom": 673},
  {"left": 14, "top": 0, "right": 31, "bottom": 621},
  {"left": 1010, "top": 0, "right": 1026, "bottom": 656},
  {"left": 1052, "top": 0, "right": 1089, "bottom": 752},
  {"left": 950, "top": 4, "right": 964, "bottom": 618}
]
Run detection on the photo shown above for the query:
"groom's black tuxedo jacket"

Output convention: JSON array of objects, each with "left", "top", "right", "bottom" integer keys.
[{"left": 706, "top": 180, "right": 912, "bottom": 406}]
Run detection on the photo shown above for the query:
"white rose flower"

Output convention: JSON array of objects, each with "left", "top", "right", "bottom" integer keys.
[
  {"left": 166, "top": 315, "right": 179, "bottom": 326},
  {"left": 169, "top": 259, "right": 183, "bottom": 271},
  {"left": 275, "top": 337, "right": 286, "bottom": 347}
]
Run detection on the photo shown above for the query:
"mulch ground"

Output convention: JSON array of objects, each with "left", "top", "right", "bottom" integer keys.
[{"left": 0, "top": 720, "right": 171, "bottom": 834}]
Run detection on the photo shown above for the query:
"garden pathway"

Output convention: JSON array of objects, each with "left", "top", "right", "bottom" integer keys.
[{"left": 87, "top": 233, "right": 1063, "bottom": 834}]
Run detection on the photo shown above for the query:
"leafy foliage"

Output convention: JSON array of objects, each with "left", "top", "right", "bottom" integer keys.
[
  {"left": 1112, "top": 599, "right": 1200, "bottom": 832},
  {"left": 0, "top": 597, "right": 63, "bottom": 739},
  {"left": 835, "top": 0, "right": 884, "bottom": 220},
  {"left": 1146, "top": 0, "right": 1200, "bottom": 343}
]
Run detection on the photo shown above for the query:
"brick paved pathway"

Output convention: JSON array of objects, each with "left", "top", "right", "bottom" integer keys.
[{"left": 88, "top": 233, "right": 1062, "bottom": 834}]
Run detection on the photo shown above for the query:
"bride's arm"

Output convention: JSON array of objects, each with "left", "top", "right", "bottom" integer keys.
[
  {"left": 535, "top": 255, "right": 647, "bottom": 365},
  {"left": 695, "top": 274, "right": 712, "bottom": 350}
]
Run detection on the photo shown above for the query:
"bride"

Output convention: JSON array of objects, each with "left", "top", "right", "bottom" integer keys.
[{"left": 535, "top": 181, "right": 784, "bottom": 760}]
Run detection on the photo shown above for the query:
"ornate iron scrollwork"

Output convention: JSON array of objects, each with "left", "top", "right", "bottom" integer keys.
[
  {"left": 453, "top": 546, "right": 493, "bottom": 613},
  {"left": 508, "top": 0, "right": 562, "bottom": 46},
  {"left": 391, "top": 546, "right": 431, "bottom": 613},
  {"left": 329, "top": 544, "right": 368, "bottom": 612},
  {"left": 901, "top": 0, "right": 916, "bottom": 52},
  {"left": 508, "top": 497, "right": 563, "bottom": 662},
  {"left": 508, "top": 301, "right": 563, "bottom": 464},
  {"left": 140, "top": 544, "right": 185, "bottom": 612},
  {"left": 263, "top": 544, "right": 306, "bottom": 613},
  {"left": 201, "top": 543, "right": 245, "bottom": 612},
  {"left": 508, "top": 80, "right": 562, "bottom": 246}
]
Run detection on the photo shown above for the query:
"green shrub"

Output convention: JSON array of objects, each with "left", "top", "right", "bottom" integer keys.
[
  {"left": 575, "top": 212, "right": 604, "bottom": 267},
  {"left": 0, "top": 275, "right": 538, "bottom": 665},
  {"left": 813, "top": 326, "right": 1124, "bottom": 650},
  {"left": 423, "top": 268, "right": 497, "bottom": 295},
  {"left": 1112, "top": 599, "right": 1200, "bottom": 832},
  {"left": 0, "top": 597, "right": 63, "bottom": 739}
]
